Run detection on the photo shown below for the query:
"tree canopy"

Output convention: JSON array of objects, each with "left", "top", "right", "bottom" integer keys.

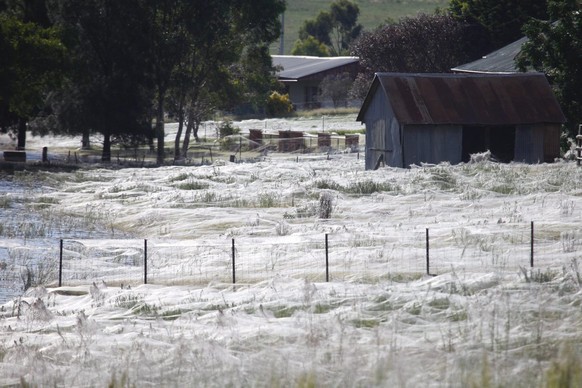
[
  {"left": 0, "top": 0, "right": 285, "bottom": 163},
  {"left": 352, "top": 13, "right": 470, "bottom": 75},
  {"left": 291, "top": 35, "right": 330, "bottom": 56},
  {"left": 449, "top": 0, "right": 548, "bottom": 57},
  {"left": 0, "top": 11, "right": 65, "bottom": 148},
  {"left": 293, "top": 0, "right": 362, "bottom": 56},
  {"left": 517, "top": 0, "right": 582, "bottom": 134},
  {"left": 48, "top": 0, "right": 154, "bottom": 161}
]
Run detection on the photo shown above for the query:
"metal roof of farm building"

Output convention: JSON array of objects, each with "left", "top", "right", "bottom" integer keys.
[
  {"left": 357, "top": 72, "right": 565, "bottom": 126},
  {"left": 452, "top": 37, "right": 528, "bottom": 74},
  {"left": 272, "top": 55, "right": 359, "bottom": 81}
]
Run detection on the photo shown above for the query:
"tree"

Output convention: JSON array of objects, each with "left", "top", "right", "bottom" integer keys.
[
  {"left": 318, "top": 72, "right": 352, "bottom": 108},
  {"left": 141, "top": 0, "right": 196, "bottom": 165},
  {"left": 0, "top": 12, "right": 65, "bottom": 149},
  {"left": 295, "top": 0, "right": 362, "bottom": 56},
  {"left": 449, "top": 0, "right": 548, "bottom": 56},
  {"left": 352, "top": 13, "right": 471, "bottom": 76},
  {"left": 50, "top": 0, "right": 153, "bottom": 161},
  {"left": 230, "top": 44, "right": 281, "bottom": 116},
  {"left": 517, "top": 0, "right": 582, "bottom": 135},
  {"left": 291, "top": 35, "right": 330, "bottom": 56},
  {"left": 165, "top": 0, "right": 285, "bottom": 161},
  {"left": 328, "top": 0, "right": 362, "bottom": 56},
  {"left": 299, "top": 11, "right": 333, "bottom": 47},
  {"left": 350, "top": 13, "right": 472, "bottom": 97}
]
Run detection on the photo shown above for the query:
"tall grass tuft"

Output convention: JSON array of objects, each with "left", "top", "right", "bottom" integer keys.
[
  {"left": 314, "top": 179, "right": 397, "bottom": 195},
  {"left": 176, "top": 180, "right": 209, "bottom": 190},
  {"left": 0, "top": 194, "right": 11, "bottom": 208},
  {"left": 546, "top": 344, "right": 582, "bottom": 388}
]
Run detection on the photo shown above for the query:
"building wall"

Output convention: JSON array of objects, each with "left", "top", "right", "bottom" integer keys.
[
  {"left": 514, "top": 125, "right": 544, "bottom": 163},
  {"left": 543, "top": 124, "right": 561, "bottom": 162},
  {"left": 284, "top": 62, "right": 360, "bottom": 110},
  {"left": 403, "top": 125, "right": 463, "bottom": 167},
  {"left": 362, "top": 85, "right": 561, "bottom": 169},
  {"left": 513, "top": 124, "right": 560, "bottom": 163},
  {"left": 364, "top": 86, "right": 403, "bottom": 169},
  {"left": 285, "top": 83, "right": 308, "bottom": 110}
]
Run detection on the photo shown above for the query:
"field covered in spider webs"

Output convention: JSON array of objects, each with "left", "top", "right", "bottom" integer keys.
[{"left": 1, "top": 115, "right": 582, "bottom": 386}]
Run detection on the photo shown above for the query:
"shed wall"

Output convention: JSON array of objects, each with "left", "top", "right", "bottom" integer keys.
[
  {"left": 364, "top": 86, "right": 403, "bottom": 169},
  {"left": 514, "top": 125, "right": 544, "bottom": 163},
  {"left": 403, "top": 125, "right": 462, "bottom": 166},
  {"left": 543, "top": 124, "right": 561, "bottom": 162}
]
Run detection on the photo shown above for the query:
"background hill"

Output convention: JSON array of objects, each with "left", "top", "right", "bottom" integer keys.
[{"left": 272, "top": 0, "right": 449, "bottom": 55}]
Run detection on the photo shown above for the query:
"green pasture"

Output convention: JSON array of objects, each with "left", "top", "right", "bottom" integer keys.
[{"left": 271, "top": 0, "right": 449, "bottom": 54}]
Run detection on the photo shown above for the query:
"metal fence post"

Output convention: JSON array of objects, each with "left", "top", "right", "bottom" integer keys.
[
  {"left": 530, "top": 221, "right": 534, "bottom": 268},
  {"left": 426, "top": 228, "right": 430, "bottom": 275},
  {"left": 232, "top": 238, "right": 236, "bottom": 284},
  {"left": 59, "top": 239, "right": 63, "bottom": 287},
  {"left": 325, "top": 234, "right": 329, "bottom": 282},
  {"left": 144, "top": 239, "right": 148, "bottom": 284}
]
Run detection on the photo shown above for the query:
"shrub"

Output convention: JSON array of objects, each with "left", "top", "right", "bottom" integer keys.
[
  {"left": 218, "top": 121, "right": 240, "bottom": 138},
  {"left": 266, "top": 91, "right": 293, "bottom": 117},
  {"left": 218, "top": 121, "right": 241, "bottom": 151},
  {"left": 318, "top": 191, "right": 334, "bottom": 219}
]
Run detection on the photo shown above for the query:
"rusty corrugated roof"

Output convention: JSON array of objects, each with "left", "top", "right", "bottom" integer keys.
[{"left": 357, "top": 72, "right": 565, "bottom": 125}]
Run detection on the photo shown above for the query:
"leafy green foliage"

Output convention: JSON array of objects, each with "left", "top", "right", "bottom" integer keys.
[
  {"left": 449, "top": 0, "right": 548, "bottom": 55},
  {"left": 230, "top": 45, "right": 282, "bottom": 117},
  {"left": 0, "top": 13, "right": 65, "bottom": 139},
  {"left": 518, "top": 0, "right": 582, "bottom": 136},
  {"left": 299, "top": 11, "right": 333, "bottom": 46},
  {"left": 49, "top": 0, "right": 154, "bottom": 161},
  {"left": 291, "top": 35, "right": 330, "bottom": 56},
  {"left": 218, "top": 121, "right": 240, "bottom": 138},
  {"left": 279, "top": 0, "right": 448, "bottom": 55},
  {"left": 296, "top": 0, "right": 362, "bottom": 56},
  {"left": 266, "top": 91, "right": 293, "bottom": 117}
]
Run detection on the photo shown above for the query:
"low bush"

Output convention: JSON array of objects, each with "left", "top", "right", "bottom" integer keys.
[{"left": 266, "top": 91, "right": 293, "bottom": 117}]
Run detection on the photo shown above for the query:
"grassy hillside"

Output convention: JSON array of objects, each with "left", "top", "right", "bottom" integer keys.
[{"left": 272, "top": 0, "right": 450, "bottom": 55}]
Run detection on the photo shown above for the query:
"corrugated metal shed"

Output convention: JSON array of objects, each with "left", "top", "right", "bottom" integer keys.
[
  {"left": 451, "top": 37, "right": 528, "bottom": 74},
  {"left": 272, "top": 55, "right": 359, "bottom": 81},
  {"left": 357, "top": 72, "right": 565, "bottom": 126}
]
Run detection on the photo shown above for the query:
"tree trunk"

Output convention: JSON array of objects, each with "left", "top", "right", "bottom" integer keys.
[
  {"left": 148, "top": 127, "right": 155, "bottom": 152},
  {"left": 192, "top": 118, "right": 200, "bottom": 142},
  {"left": 181, "top": 111, "right": 195, "bottom": 160},
  {"left": 102, "top": 130, "right": 111, "bottom": 162},
  {"left": 81, "top": 129, "right": 91, "bottom": 149},
  {"left": 174, "top": 99, "right": 185, "bottom": 161},
  {"left": 17, "top": 118, "right": 27, "bottom": 150},
  {"left": 156, "top": 96, "right": 165, "bottom": 165}
]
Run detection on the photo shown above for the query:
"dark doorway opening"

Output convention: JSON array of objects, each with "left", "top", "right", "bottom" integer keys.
[{"left": 462, "top": 126, "right": 515, "bottom": 162}]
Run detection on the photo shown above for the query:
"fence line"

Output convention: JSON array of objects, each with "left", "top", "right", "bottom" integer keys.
[{"left": 1, "top": 221, "right": 581, "bottom": 303}]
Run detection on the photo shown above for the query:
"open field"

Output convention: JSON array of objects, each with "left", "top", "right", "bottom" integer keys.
[
  {"left": 271, "top": 0, "right": 449, "bottom": 54},
  {"left": 1, "top": 114, "right": 582, "bottom": 386}
]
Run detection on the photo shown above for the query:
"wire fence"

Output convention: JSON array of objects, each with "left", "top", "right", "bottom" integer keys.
[
  {"left": 1, "top": 221, "right": 581, "bottom": 303},
  {"left": 40, "top": 133, "right": 364, "bottom": 168}
]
